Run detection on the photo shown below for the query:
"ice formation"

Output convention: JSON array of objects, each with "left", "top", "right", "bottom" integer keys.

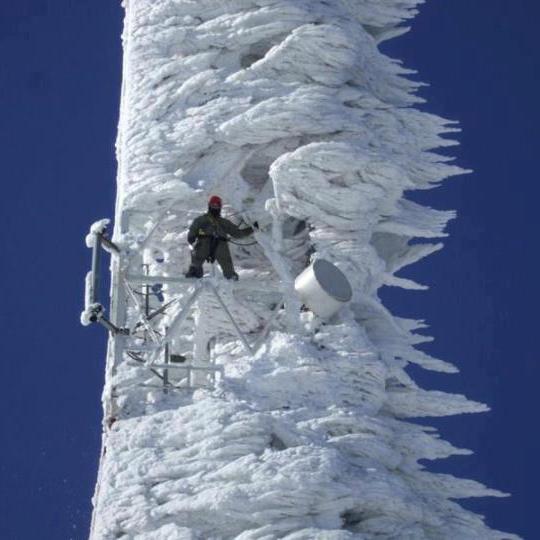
[{"left": 89, "top": 1, "right": 517, "bottom": 538}]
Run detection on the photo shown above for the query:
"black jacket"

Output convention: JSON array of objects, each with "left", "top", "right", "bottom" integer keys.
[{"left": 187, "top": 213, "right": 253, "bottom": 245}]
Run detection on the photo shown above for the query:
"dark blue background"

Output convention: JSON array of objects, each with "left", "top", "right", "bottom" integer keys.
[{"left": 0, "top": 1, "right": 537, "bottom": 538}]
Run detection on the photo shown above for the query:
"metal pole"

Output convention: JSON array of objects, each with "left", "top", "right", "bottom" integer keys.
[
  {"left": 164, "top": 284, "right": 204, "bottom": 340},
  {"left": 122, "top": 277, "right": 161, "bottom": 343},
  {"left": 208, "top": 283, "right": 253, "bottom": 355},
  {"left": 253, "top": 298, "right": 284, "bottom": 351},
  {"left": 133, "top": 363, "right": 223, "bottom": 373},
  {"left": 100, "top": 235, "right": 121, "bottom": 254},
  {"left": 90, "top": 233, "right": 102, "bottom": 304},
  {"left": 148, "top": 296, "right": 181, "bottom": 321},
  {"left": 143, "top": 264, "right": 150, "bottom": 317},
  {"left": 98, "top": 316, "right": 127, "bottom": 335},
  {"left": 125, "top": 274, "right": 210, "bottom": 285},
  {"left": 163, "top": 341, "right": 169, "bottom": 393}
]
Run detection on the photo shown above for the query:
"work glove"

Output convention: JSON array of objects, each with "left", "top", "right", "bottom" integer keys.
[{"left": 252, "top": 221, "right": 259, "bottom": 230}]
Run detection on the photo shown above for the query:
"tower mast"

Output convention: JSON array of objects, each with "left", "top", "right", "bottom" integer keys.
[{"left": 85, "top": 2, "right": 517, "bottom": 538}]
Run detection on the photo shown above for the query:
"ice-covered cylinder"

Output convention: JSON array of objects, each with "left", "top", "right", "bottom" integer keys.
[{"left": 294, "top": 259, "right": 352, "bottom": 318}]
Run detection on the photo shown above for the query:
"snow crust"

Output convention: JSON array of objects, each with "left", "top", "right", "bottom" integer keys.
[
  {"left": 90, "top": 1, "right": 517, "bottom": 538},
  {"left": 86, "top": 219, "right": 111, "bottom": 248}
]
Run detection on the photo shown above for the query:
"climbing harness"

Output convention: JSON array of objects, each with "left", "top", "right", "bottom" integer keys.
[{"left": 207, "top": 234, "right": 224, "bottom": 263}]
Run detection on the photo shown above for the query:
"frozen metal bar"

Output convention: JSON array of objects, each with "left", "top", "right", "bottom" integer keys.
[
  {"left": 98, "top": 316, "right": 127, "bottom": 335},
  {"left": 143, "top": 264, "right": 150, "bottom": 317},
  {"left": 148, "top": 296, "right": 181, "bottom": 321},
  {"left": 126, "top": 343, "right": 162, "bottom": 352},
  {"left": 100, "top": 235, "right": 121, "bottom": 254},
  {"left": 164, "top": 284, "right": 204, "bottom": 340},
  {"left": 208, "top": 283, "right": 253, "bottom": 355},
  {"left": 137, "top": 363, "right": 224, "bottom": 373},
  {"left": 90, "top": 234, "right": 102, "bottom": 304},
  {"left": 123, "top": 278, "right": 161, "bottom": 343},
  {"left": 254, "top": 299, "right": 284, "bottom": 351},
  {"left": 126, "top": 274, "right": 194, "bottom": 285},
  {"left": 84, "top": 271, "right": 94, "bottom": 311},
  {"left": 163, "top": 342, "right": 169, "bottom": 390}
]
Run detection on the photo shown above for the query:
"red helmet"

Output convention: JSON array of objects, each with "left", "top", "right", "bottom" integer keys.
[{"left": 208, "top": 195, "right": 222, "bottom": 208}]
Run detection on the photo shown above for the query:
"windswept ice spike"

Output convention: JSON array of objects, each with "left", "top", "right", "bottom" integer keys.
[{"left": 88, "top": 1, "right": 518, "bottom": 538}]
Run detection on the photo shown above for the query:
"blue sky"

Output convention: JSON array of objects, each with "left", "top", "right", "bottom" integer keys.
[{"left": 0, "top": 1, "right": 538, "bottom": 538}]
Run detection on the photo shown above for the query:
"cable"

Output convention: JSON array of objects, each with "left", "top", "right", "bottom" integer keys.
[{"left": 228, "top": 238, "right": 259, "bottom": 247}]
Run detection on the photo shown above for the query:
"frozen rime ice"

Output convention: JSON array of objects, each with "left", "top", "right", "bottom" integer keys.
[
  {"left": 86, "top": 219, "right": 111, "bottom": 248},
  {"left": 90, "top": 1, "right": 517, "bottom": 539}
]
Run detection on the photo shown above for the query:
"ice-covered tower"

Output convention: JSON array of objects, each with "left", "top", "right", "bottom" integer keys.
[{"left": 86, "top": 1, "right": 517, "bottom": 538}]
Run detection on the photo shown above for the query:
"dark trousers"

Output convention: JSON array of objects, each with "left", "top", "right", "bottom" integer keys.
[{"left": 190, "top": 237, "right": 236, "bottom": 278}]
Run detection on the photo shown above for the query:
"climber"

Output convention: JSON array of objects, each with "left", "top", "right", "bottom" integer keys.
[{"left": 185, "top": 195, "right": 257, "bottom": 280}]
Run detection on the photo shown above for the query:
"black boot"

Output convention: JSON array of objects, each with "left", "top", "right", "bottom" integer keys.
[{"left": 185, "top": 265, "right": 203, "bottom": 278}]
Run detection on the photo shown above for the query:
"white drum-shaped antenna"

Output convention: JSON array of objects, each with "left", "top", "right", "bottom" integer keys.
[{"left": 294, "top": 259, "right": 353, "bottom": 318}]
